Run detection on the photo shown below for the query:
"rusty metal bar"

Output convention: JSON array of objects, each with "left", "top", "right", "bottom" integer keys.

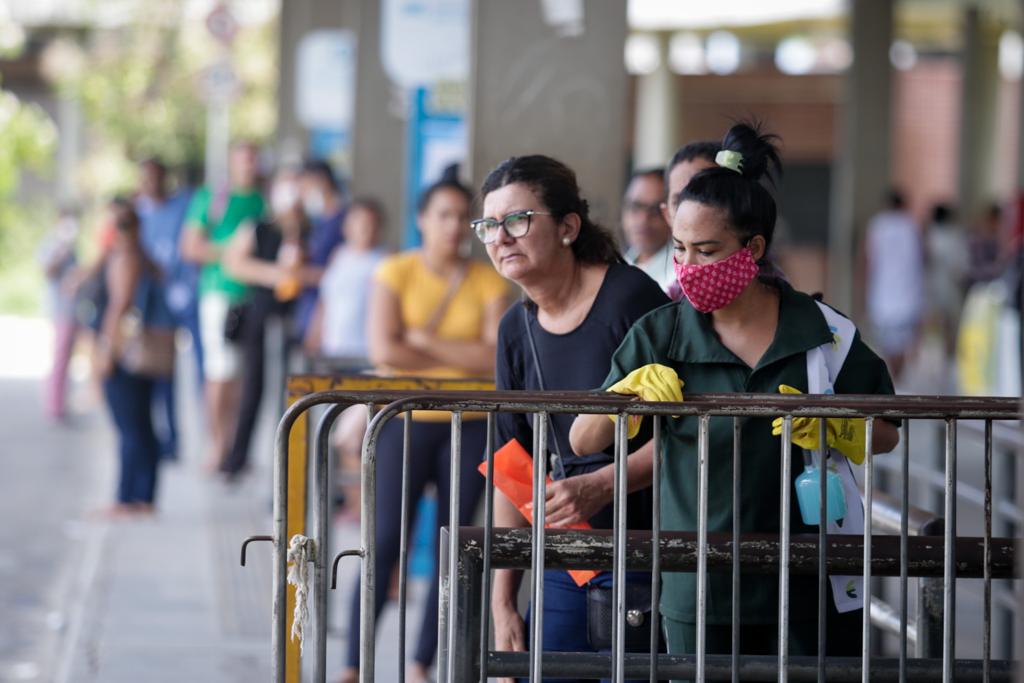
[
  {"left": 900, "top": 419, "right": 910, "bottom": 683},
  {"left": 313, "top": 403, "right": 346, "bottom": 683},
  {"left": 818, "top": 418, "right": 827, "bottom": 683},
  {"left": 454, "top": 528, "right": 1019, "bottom": 578},
  {"left": 984, "top": 419, "right": 993, "bottom": 683}
]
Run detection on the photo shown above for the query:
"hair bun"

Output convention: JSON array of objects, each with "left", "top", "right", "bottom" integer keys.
[
  {"left": 719, "top": 120, "right": 782, "bottom": 186},
  {"left": 439, "top": 163, "right": 461, "bottom": 184}
]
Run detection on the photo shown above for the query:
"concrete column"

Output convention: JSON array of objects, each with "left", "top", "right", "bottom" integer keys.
[
  {"left": 828, "top": 0, "right": 894, "bottom": 314},
  {"left": 469, "top": 0, "right": 629, "bottom": 227},
  {"left": 633, "top": 31, "right": 679, "bottom": 170},
  {"left": 958, "top": 6, "right": 1000, "bottom": 223},
  {"left": 349, "top": 0, "right": 406, "bottom": 247}
]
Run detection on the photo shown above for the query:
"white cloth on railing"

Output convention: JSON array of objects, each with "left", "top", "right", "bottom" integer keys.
[
  {"left": 286, "top": 534, "right": 315, "bottom": 651},
  {"left": 808, "top": 301, "right": 865, "bottom": 614}
]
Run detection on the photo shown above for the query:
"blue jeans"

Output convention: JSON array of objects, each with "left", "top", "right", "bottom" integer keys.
[
  {"left": 103, "top": 365, "right": 159, "bottom": 504},
  {"left": 522, "top": 570, "right": 657, "bottom": 683}
]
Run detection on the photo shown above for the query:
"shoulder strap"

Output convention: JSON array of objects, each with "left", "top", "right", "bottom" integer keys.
[{"left": 522, "top": 304, "right": 568, "bottom": 479}]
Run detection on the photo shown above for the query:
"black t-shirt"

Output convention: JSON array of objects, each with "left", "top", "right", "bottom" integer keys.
[
  {"left": 494, "top": 262, "right": 669, "bottom": 528},
  {"left": 248, "top": 220, "right": 285, "bottom": 317}
]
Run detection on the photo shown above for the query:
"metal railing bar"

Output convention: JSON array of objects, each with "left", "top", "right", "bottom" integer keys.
[
  {"left": 313, "top": 403, "right": 346, "bottom": 683},
  {"left": 398, "top": 411, "right": 412, "bottom": 683},
  {"left": 613, "top": 413, "right": 629, "bottom": 683},
  {"left": 479, "top": 413, "right": 496, "bottom": 683},
  {"left": 984, "top": 419, "right": 993, "bottom": 683},
  {"left": 863, "top": 417, "right": 875, "bottom": 683},
  {"left": 697, "top": 413, "right": 711, "bottom": 683},
  {"left": 732, "top": 416, "right": 742, "bottom": 683},
  {"left": 529, "top": 413, "right": 548, "bottom": 682},
  {"left": 484, "top": 651, "right": 1018, "bottom": 682},
  {"left": 900, "top": 419, "right": 910, "bottom": 683},
  {"left": 651, "top": 416, "right": 662, "bottom": 683},
  {"left": 942, "top": 419, "right": 957, "bottom": 683},
  {"left": 817, "top": 418, "right": 827, "bottom": 683},
  {"left": 444, "top": 412, "right": 463, "bottom": 683},
  {"left": 453, "top": 527, "right": 1019, "bottom": 578},
  {"left": 779, "top": 415, "right": 793, "bottom": 683}
]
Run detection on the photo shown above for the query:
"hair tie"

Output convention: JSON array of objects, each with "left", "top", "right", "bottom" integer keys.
[{"left": 715, "top": 150, "right": 743, "bottom": 174}]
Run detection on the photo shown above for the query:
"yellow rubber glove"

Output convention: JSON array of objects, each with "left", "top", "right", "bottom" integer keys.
[
  {"left": 605, "top": 364, "right": 684, "bottom": 438},
  {"left": 770, "top": 384, "right": 868, "bottom": 464}
]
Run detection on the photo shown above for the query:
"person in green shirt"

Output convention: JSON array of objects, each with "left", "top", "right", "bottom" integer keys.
[
  {"left": 570, "top": 122, "right": 900, "bottom": 670},
  {"left": 180, "top": 141, "right": 265, "bottom": 471}
]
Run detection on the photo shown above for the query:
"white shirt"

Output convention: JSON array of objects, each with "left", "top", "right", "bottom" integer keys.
[
  {"left": 319, "top": 247, "right": 386, "bottom": 358},
  {"left": 866, "top": 209, "right": 925, "bottom": 325},
  {"left": 625, "top": 241, "right": 676, "bottom": 294}
]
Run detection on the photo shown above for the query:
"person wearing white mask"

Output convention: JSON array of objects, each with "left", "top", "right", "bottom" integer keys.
[
  {"left": 296, "top": 159, "right": 347, "bottom": 345},
  {"left": 220, "top": 168, "right": 321, "bottom": 479}
]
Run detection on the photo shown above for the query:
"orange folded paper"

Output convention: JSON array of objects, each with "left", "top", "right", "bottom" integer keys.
[{"left": 477, "top": 438, "right": 599, "bottom": 587}]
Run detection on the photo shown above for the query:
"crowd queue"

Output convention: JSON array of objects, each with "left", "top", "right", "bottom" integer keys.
[{"left": 38, "top": 118, "right": 1024, "bottom": 683}]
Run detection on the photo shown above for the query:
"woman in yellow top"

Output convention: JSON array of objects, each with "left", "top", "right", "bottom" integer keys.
[{"left": 340, "top": 167, "right": 509, "bottom": 683}]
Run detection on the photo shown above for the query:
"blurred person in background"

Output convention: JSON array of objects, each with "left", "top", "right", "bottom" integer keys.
[
  {"left": 180, "top": 141, "right": 265, "bottom": 471},
  {"left": 864, "top": 189, "right": 924, "bottom": 382},
  {"left": 478, "top": 155, "right": 667, "bottom": 683},
  {"left": 622, "top": 168, "right": 675, "bottom": 292},
  {"left": 304, "top": 197, "right": 388, "bottom": 362},
  {"left": 294, "top": 159, "right": 346, "bottom": 345},
  {"left": 661, "top": 141, "right": 718, "bottom": 302},
  {"left": 135, "top": 157, "right": 196, "bottom": 460},
  {"left": 38, "top": 207, "right": 81, "bottom": 422},
  {"left": 968, "top": 202, "right": 1007, "bottom": 287},
  {"left": 923, "top": 203, "right": 968, "bottom": 359},
  {"left": 92, "top": 199, "right": 166, "bottom": 517},
  {"left": 220, "top": 167, "right": 317, "bottom": 480},
  {"left": 340, "top": 168, "right": 509, "bottom": 683}
]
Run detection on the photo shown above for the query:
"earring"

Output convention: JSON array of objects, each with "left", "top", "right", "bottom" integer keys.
[{"left": 562, "top": 237, "right": 572, "bottom": 246}]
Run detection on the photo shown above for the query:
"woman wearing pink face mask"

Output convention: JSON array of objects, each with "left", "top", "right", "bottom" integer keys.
[{"left": 570, "top": 121, "right": 900, "bottom": 662}]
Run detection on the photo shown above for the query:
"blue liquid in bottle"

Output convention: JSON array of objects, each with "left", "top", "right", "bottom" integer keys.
[{"left": 795, "top": 463, "right": 847, "bottom": 525}]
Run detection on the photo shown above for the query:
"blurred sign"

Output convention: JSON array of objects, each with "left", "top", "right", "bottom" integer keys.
[
  {"left": 403, "top": 84, "right": 467, "bottom": 247},
  {"left": 206, "top": 3, "right": 238, "bottom": 46},
  {"left": 296, "top": 30, "right": 356, "bottom": 131},
  {"left": 198, "top": 59, "right": 241, "bottom": 104},
  {"left": 381, "top": 0, "right": 469, "bottom": 88}
]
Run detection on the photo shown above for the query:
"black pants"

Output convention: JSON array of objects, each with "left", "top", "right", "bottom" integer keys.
[
  {"left": 222, "top": 308, "right": 272, "bottom": 475},
  {"left": 345, "top": 417, "right": 487, "bottom": 669}
]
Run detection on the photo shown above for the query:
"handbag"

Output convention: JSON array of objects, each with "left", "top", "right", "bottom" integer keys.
[
  {"left": 586, "top": 580, "right": 656, "bottom": 652},
  {"left": 117, "top": 272, "right": 176, "bottom": 378}
]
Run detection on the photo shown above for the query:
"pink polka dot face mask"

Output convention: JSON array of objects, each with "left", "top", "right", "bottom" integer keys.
[{"left": 673, "top": 247, "right": 760, "bottom": 313}]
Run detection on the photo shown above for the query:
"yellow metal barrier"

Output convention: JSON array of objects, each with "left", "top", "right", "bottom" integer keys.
[{"left": 282, "top": 373, "right": 495, "bottom": 683}]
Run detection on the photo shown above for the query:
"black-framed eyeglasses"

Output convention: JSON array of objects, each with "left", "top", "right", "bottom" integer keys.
[{"left": 470, "top": 210, "right": 553, "bottom": 244}]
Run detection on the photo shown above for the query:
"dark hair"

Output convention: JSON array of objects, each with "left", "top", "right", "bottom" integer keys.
[
  {"left": 139, "top": 157, "right": 167, "bottom": 174},
  {"left": 931, "top": 203, "right": 953, "bottom": 224},
  {"left": 678, "top": 121, "right": 782, "bottom": 273},
  {"left": 348, "top": 196, "right": 386, "bottom": 226},
  {"left": 665, "top": 141, "right": 719, "bottom": 179},
  {"left": 480, "top": 155, "right": 621, "bottom": 265},
  {"left": 629, "top": 167, "right": 664, "bottom": 185},
  {"left": 302, "top": 158, "right": 341, "bottom": 192},
  {"left": 887, "top": 189, "right": 905, "bottom": 210},
  {"left": 417, "top": 163, "right": 472, "bottom": 213},
  {"left": 109, "top": 196, "right": 140, "bottom": 233}
]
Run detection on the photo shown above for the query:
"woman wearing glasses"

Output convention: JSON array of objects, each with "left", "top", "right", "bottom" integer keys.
[
  {"left": 340, "top": 167, "right": 509, "bottom": 683},
  {"left": 477, "top": 155, "right": 668, "bottom": 682}
]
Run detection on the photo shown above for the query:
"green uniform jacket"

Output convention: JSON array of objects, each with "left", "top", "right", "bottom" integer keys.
[
  {"left": 601, "top": 280, "right": 894, "bottom": 625},
  {"left": 185, "top": 186, "right": 266, "bottom": 303}
]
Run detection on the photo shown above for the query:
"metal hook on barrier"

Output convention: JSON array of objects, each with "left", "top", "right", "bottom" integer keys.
[
  {"left": 330, "top": 549, "right": 364, "bottom": 589},
  {"left": 240, "top": 535, "right": 274, "bottom": 566}
]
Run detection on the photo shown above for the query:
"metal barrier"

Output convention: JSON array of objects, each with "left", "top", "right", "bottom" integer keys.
[{"left": 249, "top": 389, "right": 1022, "bottom": 682}]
